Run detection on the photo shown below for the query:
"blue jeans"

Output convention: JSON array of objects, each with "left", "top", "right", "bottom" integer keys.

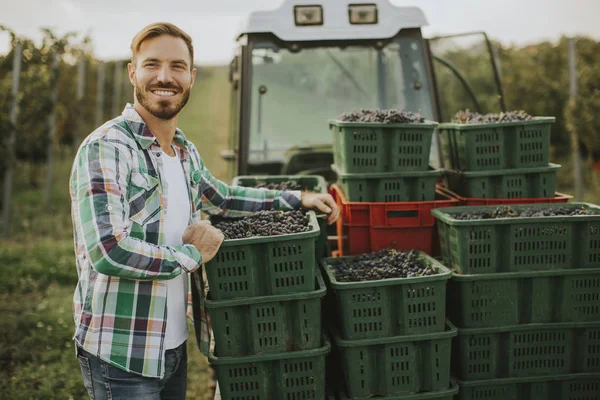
[{"left": 76, "top": 342, "right": 187, "bottom": 400}]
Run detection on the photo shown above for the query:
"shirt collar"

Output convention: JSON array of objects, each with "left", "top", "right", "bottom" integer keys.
[{"left": 122, "top": 103, "right": 189, "bottom": 151}]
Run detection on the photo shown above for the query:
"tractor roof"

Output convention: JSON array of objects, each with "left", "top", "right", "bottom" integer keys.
[{"left": 237, "top": 0, "right": 428, "bottom": 42}]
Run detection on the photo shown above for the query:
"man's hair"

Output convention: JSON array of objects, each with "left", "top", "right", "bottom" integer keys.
[{"left": 130, "top": 22, "right": 194, "bottom": 69}]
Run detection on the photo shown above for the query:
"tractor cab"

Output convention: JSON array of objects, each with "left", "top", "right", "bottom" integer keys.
[{"left": 222, "top": 0, "right": 505, "bottom": 181}]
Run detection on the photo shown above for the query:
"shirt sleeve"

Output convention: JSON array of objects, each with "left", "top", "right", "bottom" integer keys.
[
  {"left": 189, "top": 147, "right": 302, "bottom": 217},
  {"left": 71, "top": 139, "right": 203, "bottom": 280}
]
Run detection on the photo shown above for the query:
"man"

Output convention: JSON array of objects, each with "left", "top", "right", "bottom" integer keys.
[{"left": 69, "top": 22, "right": 339, "bottom": 400}]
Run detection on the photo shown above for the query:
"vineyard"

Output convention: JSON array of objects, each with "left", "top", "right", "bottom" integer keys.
[{"left": 0, "top": 26, "right": 599, "bottom": 399}]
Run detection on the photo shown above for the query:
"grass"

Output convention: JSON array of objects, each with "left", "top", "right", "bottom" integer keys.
[
  {"left": 179, "top": 66, "right": 231, "bottom": 181},
  {"left": 554, "top": 151, "right": 600, "bottom": 204},
  {"left": 0, "top": 65, "right": 230, "bottom": 399}
]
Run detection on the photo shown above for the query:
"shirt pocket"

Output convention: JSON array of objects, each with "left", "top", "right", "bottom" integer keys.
[
  {"left": 128, "top": 172, "right": 161, "bottom": 226},
  {"left": 189, "top": 168, "right": 202, "bottom": 209}
]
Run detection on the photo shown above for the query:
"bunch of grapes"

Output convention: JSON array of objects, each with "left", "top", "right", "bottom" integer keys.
[
  {"left": 453, "top": 205, "right": 595, "bottom": 220},
  {"left": 330, "top": 249, "right": 437, "bottom": 282},
  {"left": 338, "top": 109, "right": 426, "bottom": 124},
  {"left": 213, "top": 210, "right": 310, "bottom": 239},
  {"left": 252, "top": 180, "right": 304, "bottom": 191},
  {"left": 453, "top": 109, "right": 534, "bottom": 124}
]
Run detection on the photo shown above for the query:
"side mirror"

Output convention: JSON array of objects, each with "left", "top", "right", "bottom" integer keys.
[
  {"left": 220, "top": 149, "right": 237, "bottom": 161},
  {"left": 228, "top": 58, "right": 237, "bottom": 83}
]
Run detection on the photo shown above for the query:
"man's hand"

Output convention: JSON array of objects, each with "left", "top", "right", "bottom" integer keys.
[
  {"left": 182, "top": 221, "right": 225, "bottom": 264},
  {"left": 301, "top": 192, "right": 340, "bottom": 225}
]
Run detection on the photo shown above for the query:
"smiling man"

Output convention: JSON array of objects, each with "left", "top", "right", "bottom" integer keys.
[{"left": 69, "top": 22, "right": 339, "bottom": 400}]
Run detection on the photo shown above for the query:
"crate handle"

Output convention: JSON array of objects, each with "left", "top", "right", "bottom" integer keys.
[
  {"left": 374, "top": 206, "right": 423, "bottom": 227},
  {"left": 386, "top": 210, "right": 419, "bottom": 219}
]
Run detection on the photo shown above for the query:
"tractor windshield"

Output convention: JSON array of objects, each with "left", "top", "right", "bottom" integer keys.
[{"left": 248, "top": 38, "right": 435, "bottom": 163}]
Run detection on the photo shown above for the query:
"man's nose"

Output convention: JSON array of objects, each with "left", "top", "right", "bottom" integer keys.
[{"left": 157, "top": 64, "right": 173, "bottom": 83}]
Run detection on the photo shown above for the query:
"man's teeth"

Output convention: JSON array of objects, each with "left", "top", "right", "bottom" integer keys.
[{"left": 152, "top": 90, "right": 176, "bottom": 96}]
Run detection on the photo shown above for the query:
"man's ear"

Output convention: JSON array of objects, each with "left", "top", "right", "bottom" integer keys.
[
  {"left": 127, "top": 62, "right": 136, "bottom": 85},
  {"left": 190, "top": 67, "right": 197, "bottom": 88}
]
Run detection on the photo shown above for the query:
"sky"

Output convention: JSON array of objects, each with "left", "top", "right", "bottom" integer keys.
[{"left": 1, "top": 0, "right": 600, "bottom": 65}]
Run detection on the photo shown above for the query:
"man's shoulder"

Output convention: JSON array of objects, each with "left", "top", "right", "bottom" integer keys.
[{"left": 81, "top": 117, "right": 138, "bottom": 151}]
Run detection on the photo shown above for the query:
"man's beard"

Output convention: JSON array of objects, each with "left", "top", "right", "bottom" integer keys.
[{"left": 135, "top": 81, "right": 191, "bottom": 120}]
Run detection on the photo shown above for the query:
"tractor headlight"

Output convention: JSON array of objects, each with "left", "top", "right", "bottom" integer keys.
[
  {"left": 294, "top": 5, "right": 323, "bottom": 26},
  {"left": 348, "top": 4, "right": 378, "bottom": 25}
]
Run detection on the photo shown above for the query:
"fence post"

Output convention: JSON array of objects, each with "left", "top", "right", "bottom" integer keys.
[
  {"left": 2, "top": 41, "right": 22, "bottom": 238},
  {"left": 568, "top": 37, "right": 583, "bottom": 201},
  {"left": 112, "top": 61, "right": 123, "bottom": 117},
  {"left": 43, "top": 52, "right": 61, "bottom": 207},
  {"left": 72, "top": 57, "right": 86, "bottom": 153},
  {"left": 95, "top": 61, "right": 105, "bottom": 127}
]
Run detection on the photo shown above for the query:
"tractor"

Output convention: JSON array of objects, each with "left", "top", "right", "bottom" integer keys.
[{"left": 220, "top": 0, "right": 505, "bottom": 181}]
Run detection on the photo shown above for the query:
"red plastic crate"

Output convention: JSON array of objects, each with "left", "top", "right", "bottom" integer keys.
[
  {"left": 332, "top": 184, "right": 459, "bottom": 257},
  {"left": 436, "top": 186, "right": 572, "bottom": 206}
]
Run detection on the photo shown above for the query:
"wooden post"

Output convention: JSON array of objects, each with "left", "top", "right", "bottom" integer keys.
[
  {"left": 72, "top": 57, "right": 86, "bottom": 153},
  {"left": 568, "top": 38, "right": 583, "bottom": 201},
  {"left": 95, "top": 61, "right": 105, "bottom": 127},
  {"left": 2, "top": 41, "right": 22, "bottom": 238},
  {"left": 43, "top": 52, "right": 61, "bottom": 206},
  {"left": 112, "top": 61, "right": 123, "bottom": 116}
]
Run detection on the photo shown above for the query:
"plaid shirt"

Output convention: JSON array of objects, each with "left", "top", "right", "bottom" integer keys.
[{"left": 69, "top": 104, "right": 301, "bottom": 378}]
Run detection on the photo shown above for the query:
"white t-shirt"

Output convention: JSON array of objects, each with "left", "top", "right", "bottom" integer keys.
[{"left": 162, "top": 145, "right": 191, "bottom": 349}]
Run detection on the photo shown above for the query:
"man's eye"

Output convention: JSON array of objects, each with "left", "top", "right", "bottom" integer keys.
[
  {"left": 173, "top": 65, "right": 185, "bottom": 70},
  {"left": 145, "top": 63, "right": 157, "bottom": 67}
]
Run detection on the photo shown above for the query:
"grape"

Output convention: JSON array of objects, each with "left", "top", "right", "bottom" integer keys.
[
  {"left": 338, "top": 109, "right": 426, "bottom": 124},
  {"left": 453, "top": 205, "right": 595, "bottom": 220},
  {"left": 329, "top": 249, "right": 437, "bottom": 282},
  {"left": 452, "top": 109, "right": 534, "bottom": 124},
  {"left": 213, "top": 210, "right": 310, "bottom": 240}
]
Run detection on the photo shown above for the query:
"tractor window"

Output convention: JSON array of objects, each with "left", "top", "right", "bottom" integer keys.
[
  {"left": 248, "top": 39, "right": 434, "bottom": 162},
  {"left": 428, "top": 33, "right": 505, "bottom": 122}
]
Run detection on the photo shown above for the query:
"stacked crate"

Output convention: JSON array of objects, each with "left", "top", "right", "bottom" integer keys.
[
  {"left": 432, "top": 203, "right": 600, "bottom": 400},
  {"left": 191, "top": 196, "right": 329, "bottom": 400},
  {"left": 434, "top": 116, "right": 600, "bottom": 398},
  {"left": 438, "top": 117, "right": 560, "bottom": 201},
  {"left": 324, "top": 116, "right": 464, "bottom": 399},
  {"left": 328, "top": 118, "right": 459, "bottom": 257},
  {"left": 321, "top": 252, "right": 457, "bottom": 399}
]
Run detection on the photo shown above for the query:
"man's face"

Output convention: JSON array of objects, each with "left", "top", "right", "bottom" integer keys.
[{"left": 128, "top": 35, "right": 196, "bottom": 120}]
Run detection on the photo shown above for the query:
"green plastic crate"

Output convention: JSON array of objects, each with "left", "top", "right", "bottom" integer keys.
[
  {"left": 209, "top": 335, "right": 330, "bottom": 400},
  {"left": 452, "top": 321, "right": 600, "bottom": 380},
  {"left": 203, "top": 270, "right": 326, "bottom": 357},
  {"left": 332, "top": 321, "right": 457, "bottom": 399},
  {"left": 232, "top": 174, "right": 329, "bottom": 259},
  {"left": 330, "top": 381, "right": 458, "bottom": 400},
  {"left": 206, "top": 211, "right": 320, "bottom": 300},
  {"left": 332, "top": 164, "right": 442, "bottom": 202},
  {"left": 448, "top": 268, "right": 600, "bottom": 328},
  {"left": 444, "top": 163, "right": 559, "bottom": 199},
  {"left": 329, "top": 119, "right": 438, "bottom": 174},
  {"left": 432, "top": 203, "right": 600, "bottom": 274},
  {"left": 438, "top": 117, "right": 554, "bottom": 171},
  {"left": 456, "top": 373, "right": 600, "bottom": 400},
  {"left": 321, "top": 252, "right": 452, "bottom": 340}
]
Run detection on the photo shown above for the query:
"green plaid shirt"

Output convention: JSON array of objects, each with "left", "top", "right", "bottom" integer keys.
[{"left": 69, "top": 104, "right": 301, "bottom": 378}]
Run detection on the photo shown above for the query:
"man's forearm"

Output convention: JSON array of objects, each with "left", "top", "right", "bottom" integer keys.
[
  {"left": 192, "top": 159, "right": 302, "bottom": 216},
  {"left": 85, "top": 232, "right": 202, "bottom": 280}
]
